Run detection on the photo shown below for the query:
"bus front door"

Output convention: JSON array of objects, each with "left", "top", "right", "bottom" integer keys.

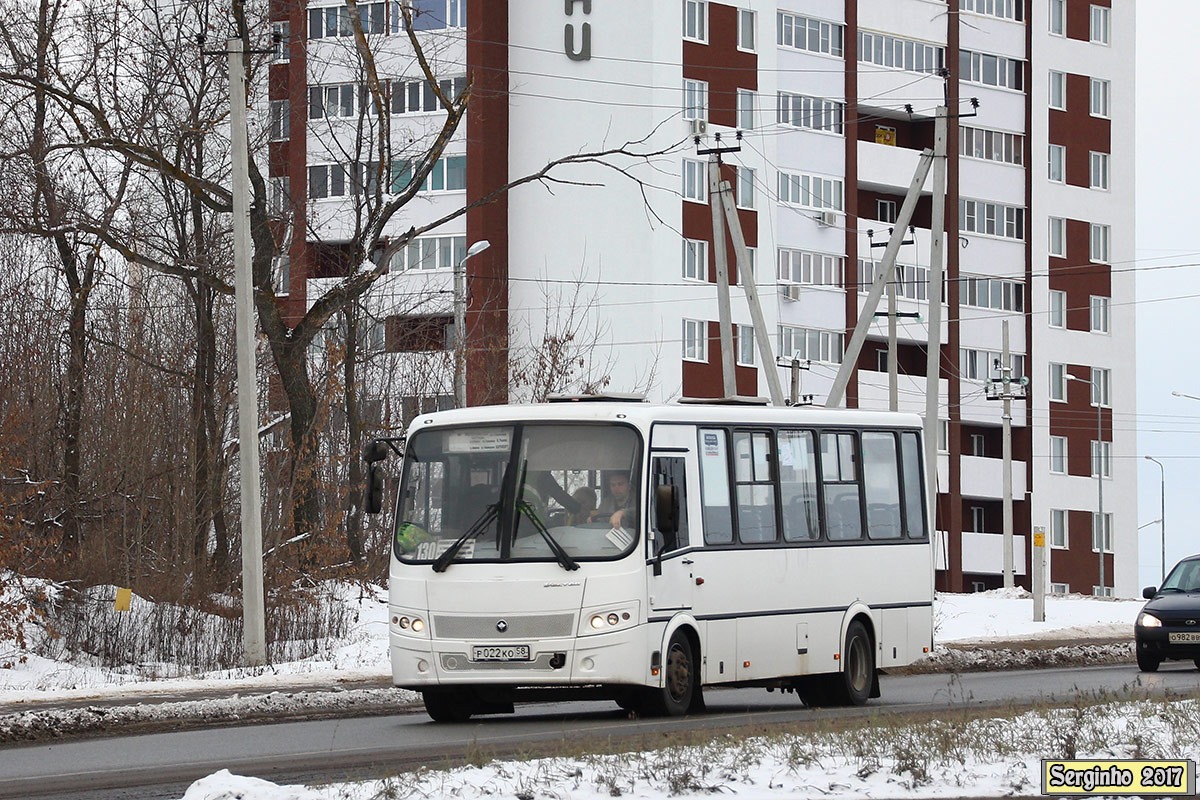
[{"left": 648, "top": 454, "right": 694, "bottom": 613}]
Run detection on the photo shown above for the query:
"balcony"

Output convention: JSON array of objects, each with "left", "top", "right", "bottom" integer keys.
[
  {"left": 960, "top": 454, "right": 1026, "bottom": 499},
  {"left": 934, "top": 531, "right": 1028, "bottom": 576},
  {"left": 857, "top": 139, "right": 927, "bottom": 195},
  {"left": 857, "top": 371, "right": 946, "bottom": 417}
]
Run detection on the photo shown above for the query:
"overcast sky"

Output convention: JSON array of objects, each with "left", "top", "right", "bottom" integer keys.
[{"left": 1134, "top": 1, "right": 1199, "bottom": 589}]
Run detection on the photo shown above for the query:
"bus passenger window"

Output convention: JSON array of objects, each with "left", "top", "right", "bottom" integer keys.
[
  {"left": 698, "top": 429, "right": 733, "bottom": 544},
  {"left": 901, "top": 432, "right": 927, "bottom": 538},
  {"left": 862, "top": 432, "right": 902, "bottom": 539},
  {"left": 778, "top": 430, "right": 819, "bottom": 541},
  {"left": 651, "top": 456, "right": 688, "bottom": 553},
  {"left": 821, "top": 432, "right": 862, "bottom": 541},
  {"left": 733, "top": 431, "right": 778, "bottom": 544}
]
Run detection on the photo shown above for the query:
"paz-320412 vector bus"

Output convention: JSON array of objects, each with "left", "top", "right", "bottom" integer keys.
[{"left": 364, "top": 398, "right": 933, "bottom": 721}]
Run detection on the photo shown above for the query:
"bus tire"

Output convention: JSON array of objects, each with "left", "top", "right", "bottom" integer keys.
[
  {"left": 642, "top": 630, "right": 697, "bottom": 717},
  {"left": 422, "top": 689, "right": 473, "bottom": 722},
  {"left": 835, "top": 620, "right": 874, "bottom": 706}
]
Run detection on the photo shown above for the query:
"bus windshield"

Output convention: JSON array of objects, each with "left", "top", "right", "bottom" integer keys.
[{"left": 395, "top": 423, "right": 642, "bottom": 567}]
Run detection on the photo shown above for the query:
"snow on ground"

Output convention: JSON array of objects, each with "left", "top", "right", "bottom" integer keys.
[
  {"left": 182, "top": 699, "right": 1200, "bottom": 800},
  {"left": 934, "top": 586, "right": 1142, "bottom": 644}
]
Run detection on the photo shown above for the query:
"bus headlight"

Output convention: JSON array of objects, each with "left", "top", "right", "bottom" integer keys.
[
  {"left": 590, "top": 615, "right": 606, "bottom": 629},
  {"left": 580, "top": 603, "right": 639, "bottom": 636},
  {"left": 412, "top": 617, "right": 425, "bottom": 632},
  {"left": 392, "top": 609, "right": 429, "bottom": 637},
  {"left": 1138, "top": 613, "right": 1163, "bottom": 628}
]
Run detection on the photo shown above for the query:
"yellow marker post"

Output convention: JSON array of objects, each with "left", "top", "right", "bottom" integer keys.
[{"left": 114, "top": 587, "right": 132, "bottom": 612}]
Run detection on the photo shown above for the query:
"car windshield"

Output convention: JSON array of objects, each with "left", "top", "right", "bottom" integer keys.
[
  {"left": 1161, "top": 559, "right": 1200, "bottom": 592},
  {"left": 395, "top": 423, "right": 642, "bottom": 566}
]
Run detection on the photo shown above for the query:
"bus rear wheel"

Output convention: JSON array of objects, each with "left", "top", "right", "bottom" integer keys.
[
  {"left": 835, "top": 620, "right": 874, "bottom": 706},
  {"left": 422, "top": 689, "right": 473, "bottom": 722},
  {"left": 641, "top": 631, "right": 697, "bottom": 717}
]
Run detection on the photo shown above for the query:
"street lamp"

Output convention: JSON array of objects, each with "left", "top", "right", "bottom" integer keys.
[
  {"left": 1065, "top": 373, "right": 1106, "bottom": 595},
  {"left": 1144, "top": 456, "right": 1166, "bottom": 583},
  {"left": 454, "top": 240, "right": 491, "bottom": 408}
]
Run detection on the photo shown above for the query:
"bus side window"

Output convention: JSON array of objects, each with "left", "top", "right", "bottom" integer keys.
[
  {"left": 733, "top": 431, "right": 778, "bottom": 544},
  {"left": 820, "top": 432, "right": 863, "bottom": 541},
  {"left": 652, "top": 456, "right": 688, "bottom": 553},
  {"left": 778, "top": 429, "right": 819, "bottom": 541},
  {"left": 698, "top": 429, "right": 734, "bottom": 545},
  {"left": 862, "top": 432, "right": 902, "bottom": 540},
  {"left": 900, "top": 432, "right": 927, "bottom": 538}
]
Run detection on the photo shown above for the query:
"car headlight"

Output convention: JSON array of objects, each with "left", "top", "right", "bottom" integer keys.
[{"left": 1138, "top": 612, "right": 1163, "bottom": 628}]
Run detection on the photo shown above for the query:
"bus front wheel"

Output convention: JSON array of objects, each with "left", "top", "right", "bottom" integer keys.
[
  {"left": 422, "top": 689, "right": 473, "bottom": 722},
  {"left": 835, "top": 620, "right": 874, "bottom": 706},
  {"left": 641, "top": 631, "right": 697, "bottom": 717}
]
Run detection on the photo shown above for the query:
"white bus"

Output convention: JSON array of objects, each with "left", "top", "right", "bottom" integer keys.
[{"left": 365, "top": 398, "right": 933, "bottom": 721}]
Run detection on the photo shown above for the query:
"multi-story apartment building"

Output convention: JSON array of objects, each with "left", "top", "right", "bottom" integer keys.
[{"left": 272, "top": 0, "right": 1135, "bottom": 595}]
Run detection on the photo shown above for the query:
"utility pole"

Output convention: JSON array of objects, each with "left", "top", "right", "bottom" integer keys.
[
  {"left": 454, "top": 240, "right": 491, "bottom": 408},
  {"left": 866, "top": 228, "right": 916, "bottom": 411},
  {"left": 986, "top": 321, "right": 1026, "bottom": 589},
  {"left": 826, "top": 153, "right": 934, "bottom": 407},
  {"left": 1032, "top": 525, "right": 1046, "bottom": 621},
  {"left": 716, "top": 175, "right": 785, "bottom": 405},
  {"left": 777, "top": 357, "right": 811, "bottom": 406},
  {"left": 706, "top": 155, "right": 736, "bottom": 398},
  {"left": 228, "top": 37, "right": 265, "bottom": 666},
  {"left": 923, "top": 106, "right": 948, "bottom": 556}
]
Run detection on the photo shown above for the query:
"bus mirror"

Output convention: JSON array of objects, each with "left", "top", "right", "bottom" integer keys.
[
  {"left": 364, "top": 439, "right": 389, "bottom": 464},
  {"left": 654, "top": 484, "right": 678, "bottom": 536},
  {"left": 366, "top": 464, "right": 385, "bottom": 514}
]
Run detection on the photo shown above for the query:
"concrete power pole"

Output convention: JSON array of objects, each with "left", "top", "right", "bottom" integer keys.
[
  {"left": 1000, "top": 322, "right": 1014, "bottom": 588},
  {"left": 228, "top": 37, "right": 266, "bottom": 666},
  {"left": 707, "top": 158, "right": 737, "bottom": 399},
  {"left": 923, "top": 106, "right": 948, "bottom": 565}
]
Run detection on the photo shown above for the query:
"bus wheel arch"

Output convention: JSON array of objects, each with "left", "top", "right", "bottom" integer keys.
[
  {"left": 644, "top": 619, "right": 703, "bottom": 716},
  {"left": 838, "top": 613, "right": 877, "bottom": 705}
]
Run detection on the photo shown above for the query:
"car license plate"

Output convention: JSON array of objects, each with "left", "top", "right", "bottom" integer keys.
[
  {"left": 471, "top": 644, "right": 531, "bottom": 662},
  {"left": 1169, "top": 632, "right": 1200, "bottom": 644}
]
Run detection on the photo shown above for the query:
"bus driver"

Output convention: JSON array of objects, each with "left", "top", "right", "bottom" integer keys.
[{"left": 595, "top": 471, "right": 636, "bottom": 530}]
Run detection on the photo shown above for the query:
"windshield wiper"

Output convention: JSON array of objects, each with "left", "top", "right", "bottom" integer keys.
[
  {"left": 433, "top": 503, "right": 499, "bottom": 573},
  {"left": 517, "top": 499, "right": 579, "bottom": 571}
]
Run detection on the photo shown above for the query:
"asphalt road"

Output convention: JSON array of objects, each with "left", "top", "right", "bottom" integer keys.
[{"left": 3, "top": 661, "right": 1198, "bottom": 800}]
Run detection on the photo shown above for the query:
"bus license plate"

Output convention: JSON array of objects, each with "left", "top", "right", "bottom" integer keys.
[
  {"left": 1169, "top": 632, "right": 1200, "bottom": 644},
  {"left": 471, "top": 645, "right": 531, "bottom": 662}
]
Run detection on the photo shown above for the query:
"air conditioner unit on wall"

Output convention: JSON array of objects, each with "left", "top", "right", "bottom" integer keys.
[
  {"left": 690, "top": 118, "right": 708, "bottom": 136},
  {"left": 817, "top": 211, "right": 838, "bottom": 227},
  {"left": 783, "top": 284, "right": 802, "bottom": 301}
]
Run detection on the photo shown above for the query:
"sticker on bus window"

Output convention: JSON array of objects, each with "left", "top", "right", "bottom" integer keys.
[
  {"left": 415, "top": 539, "right": 475, "bottom": 560},
  {"left": 446, "top": 428, "right": 512, "bottom": 453},
  {"left": 703, "top": 432, "right": 720, "bottom": 456}
]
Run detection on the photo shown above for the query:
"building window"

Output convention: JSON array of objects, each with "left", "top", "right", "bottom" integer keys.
[
  {"left": 1092, "top": 512, "right": 1112, "bottom": 554},
  {"left": 271, "top": 21, "right": 290, "bottom": 61},
  {"left": 738, "top": 325, "right": 755, "bottom": 366},
  {"left": 269, "top": 99, "right": 290, "bottom": 141},
  {"left": 389, "top": 155, "right": 465, "bottom": 194},
  {"left": 1049, "top": 70, "right": 1066, "bottom": 110},
  {"left": 780, "top": 12, "right": 844, "bottom": 57},
  {"left": 960, "top": 198, "right": 1026, "bottom": 240},
  {"left": 961, "top": 49, "right": 1024, "bottom": 91},
  {"left": 394, "top": 235, "right": 466, "bottom": 272},
  {"left": 1049, "top": 289, "right": 1066, "bottom": 328},
  {"left": 1090, "top": 296, "right": 1110, "bottom": 334},
  {"left": 737, "top": 89, "right": 755, "bottom": 130},
  {"left": 1091, "top": 440, "right": 1112, "bottom": 479},
  {"left": 1090, "top": 152, "right": 1110, "bottom": 190},
  {"left": 970, "top": 505, "right": 986, "bottom": 532},
  {"left": 1090, "top": 223, "right": 1111, "bottom": 263},
  {"left": 683, "top": 0, "right": 707, "bottom": 43},
  {"left": 683, "top": 78, "right": 708, "bottom": 121},
  {"left": 961, "top": 0, "right": 1024, "bottom": 22},
  {"left": 1091, "top": 366, "right": 1112, "bottom": 406},
  {"left": 1090, "top": 78, "right": 1111, "bottom": 117},
  {"left": 1051, "top": 582, "right": 1070, "bottom": 595},
  {"left": 970, "top": 435, "right": 985, "bottom": 458},
  {"left": 1050, "top": 508, "right": 1067, "bottom": 547},
  {"left": 396, "top": 0, "right": 465, "bottom": 33},
  {"left": 1048, "top": 144, "right": 1065, "bottom": 183},
  {"left": 389, "top": 76, "right": 466, "bottom": 115},
  {"left": 682, "top": 239, "right": 708, "bottom": 281},
  {"left": 1049, "top": 217, "right": 1066, "bottom": 258},
  {"left": 777, "top": 92, "right": 844, "bottom": 134},
  {"left": 1094, "top": 585, "right": 1113, "bottom": 598},
  {"left": 959, "top": 275, "right": 1025, "bottom": 312},
  {"left": 310, "top": 84, "right": 355, "bottom": 120},
  {"left": 778, "top": 171, "right": 843, "bottom": 210},
  {"left": 683, "top": 318, "right": 707, "bottom": 361},
  {"left": 937, "top": 420, "right": 949, "bottom": 453},
  {"left": 737, "top": 7, "right": 755, "bottom": 51},
  {"left": 736, "top": 166, "right": 755, "bottom": 209},
  {"left": 1049, "top": 363, "right": 1067, "bottom": 402},
  {"left": 1050, "top": 436, "right": 1067, "bottom": 475},
  {"left": 309, "top": 5, "right": 348, "bottom": 39},
  {"left": 682, "top": 159, "right": 707, "bottom": 203},
  {"left": 961, "top": 349, "right": 1024, "bottom": 382},
  {"left": 270, "top": 176, "right": 291, "bottom": 216},
  {"left": 858, "top": 30, "right": 942, "bottom": 72},
  {"left": 274, "top": 252, "right": 290, "bottom": 296},
  {"left": 778, "top": 325, "right": 843, "bottom": 364},
  {"left": 779, "top": 249, "right": 843, "bottom": 288},
  {"left": 859, "top": 261, "right": 928, "bottom": 301},
  {"left": 960, "top": 125, "right": 1024, "bottom": 166},
  {"left": 1049, "top": 0, "right": 1065, "bottom": 35},
  {"left": 1090, "top": 5, "right": 1110, "bottom": 45},
  {"left": 876, "top": 199, "right": 897, "bottom": 224}
]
